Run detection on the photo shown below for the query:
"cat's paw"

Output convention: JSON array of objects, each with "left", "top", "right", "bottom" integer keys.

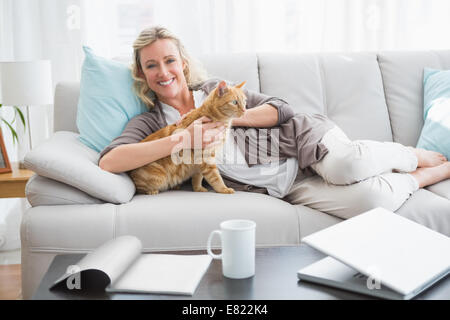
[
  {"left": 194, "top": 186, "right": 208, "bottom": 192},
  {"left": 219, "top": 187, "right": 234, "bottom": 194},
  {"left": 147, "top": 190, "right": 159, "bottom": 195}
]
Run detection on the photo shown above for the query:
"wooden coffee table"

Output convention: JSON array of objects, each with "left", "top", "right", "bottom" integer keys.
[{"left": 32, "top": 245, "right": 450, "bottom": 300}]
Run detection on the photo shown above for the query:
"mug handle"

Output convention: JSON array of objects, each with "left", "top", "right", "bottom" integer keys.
[{"left": 207, "top": 230, "right": 222, "bottom": 260}]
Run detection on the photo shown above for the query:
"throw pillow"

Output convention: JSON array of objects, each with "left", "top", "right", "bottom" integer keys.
[
  {"left": 76, "top": 46, "right": 148, "bottom": 152},
  {"left": 24, "top": 131, "right": 136, "bottom": 204},
  {"left": 416, "top": 68, "right": 450, "bottom": 159}
]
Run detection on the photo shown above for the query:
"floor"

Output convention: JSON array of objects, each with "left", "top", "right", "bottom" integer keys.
[
  {"left": 0, "top": 249, "right": 22, "bottom": 300},
  {"left": 0, "top": 249, "right": 21, "bottom": 265}
]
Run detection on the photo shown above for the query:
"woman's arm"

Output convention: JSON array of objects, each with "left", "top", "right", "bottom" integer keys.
[
  {"left": 200, "top": 79, "right": 295, "bottom": 127},
  {"left": 99, "top": 116, "right": 225, "bottom": 173},
  {"left": 99, "top": 131, "right": 187, "bottom": 173},
  {"left": 232, "top": 81, "right": 294, "bottom": 127},
  {"left": 231, "top": 103, "right": 278, "bottom": 127}
]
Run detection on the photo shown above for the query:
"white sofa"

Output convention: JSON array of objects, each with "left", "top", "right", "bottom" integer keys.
[{"left": 21, "top": 51, "right": 450, "bottom": 299}]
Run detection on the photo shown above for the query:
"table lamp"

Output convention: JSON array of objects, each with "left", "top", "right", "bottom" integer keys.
[
  {"left": 0, "top": 77, "right": 12, "bottom": 173},
  {"left": 0, "top": 60, "right": 53, "bottom": 158}
]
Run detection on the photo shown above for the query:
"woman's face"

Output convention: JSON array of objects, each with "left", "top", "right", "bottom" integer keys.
[{"left": 139, "top": 38, "right": 188, "bottom": 101}]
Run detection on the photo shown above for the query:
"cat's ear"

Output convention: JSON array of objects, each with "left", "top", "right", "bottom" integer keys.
[
  {"left": 235, "top": 81, "right": 246, "bottom": 89},
  {"left": 217, "top": 80, "right": 228, "bottom": 97}
]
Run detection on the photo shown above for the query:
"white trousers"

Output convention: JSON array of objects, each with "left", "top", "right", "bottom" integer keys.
[{"left": 283, "top": 126, "right": 420, "bottom": 219}]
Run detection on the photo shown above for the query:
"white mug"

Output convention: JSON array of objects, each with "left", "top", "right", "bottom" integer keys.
[{"left": 206, "top": 219, "right": 256, "bottom": 279}]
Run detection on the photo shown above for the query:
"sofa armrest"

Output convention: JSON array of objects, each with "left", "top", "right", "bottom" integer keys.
[{"left": 24, "top": 131, "right": 135, "bottom": 204}]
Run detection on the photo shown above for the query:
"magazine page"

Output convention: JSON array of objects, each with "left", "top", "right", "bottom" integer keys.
[
  {"left": 50, "top": 235, "right": 142, "bottom": 289},
  {"left": 106, "top": 253, "right": 212, "bottom": 295}
]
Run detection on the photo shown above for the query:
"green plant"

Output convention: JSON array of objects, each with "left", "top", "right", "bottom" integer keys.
[{"left": 0, "top": 103, "right": 26, "bottom": 146}]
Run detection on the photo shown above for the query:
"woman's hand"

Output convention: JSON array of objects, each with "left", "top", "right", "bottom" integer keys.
[
  {"left": 176, "top": 111, "right": 193, "bottom": 126},
  {"left": 181, "top": 116, "right": 225, "bottom": 149}
]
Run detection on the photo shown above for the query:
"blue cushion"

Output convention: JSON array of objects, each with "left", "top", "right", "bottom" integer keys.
[
  {"left": 76, "top": 46, "right": 147, "bottom": 153},
  {"left": 416, "top": 68, "right": 450, "bottom": 159}
]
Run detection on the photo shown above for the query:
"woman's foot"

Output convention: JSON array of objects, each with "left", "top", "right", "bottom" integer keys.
[
  {"left": 410, "top": 147, "right": 447, "bottom": 168},
  {"left": 410, "top": 161, "right": 450, "bottom": 188}
]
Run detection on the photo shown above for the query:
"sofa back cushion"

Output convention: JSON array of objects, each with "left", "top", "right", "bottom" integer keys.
[
  {"left": 319, "top": 53, "right": 392, "bottom": 141},
  {"left": 199, "top": 53, "right": 260, "bottom": 93},
  {"left": 258, "top": 53, "right": 325, "bottom": 115},
  {"left": 54, "top": 81, "right": 80, "bottom": 133},
  {"left": 258, "top": 52, "right": 393, "bottom": 141},
  {"left": 377, "top": 50, "right": 450, "bottom": 146}
]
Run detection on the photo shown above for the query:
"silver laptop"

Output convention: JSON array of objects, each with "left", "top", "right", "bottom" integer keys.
[{"left": 297, "top": 207, "right": 450, "bottom": 300}]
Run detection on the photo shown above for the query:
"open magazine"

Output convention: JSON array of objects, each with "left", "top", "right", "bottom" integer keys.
[{"left": 50, "top": 235, "right": 212, "bottom": 296}]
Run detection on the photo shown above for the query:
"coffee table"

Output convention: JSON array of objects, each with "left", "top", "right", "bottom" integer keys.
[{"left": 32, "top": 245, "right": 450, "bottom": 300}]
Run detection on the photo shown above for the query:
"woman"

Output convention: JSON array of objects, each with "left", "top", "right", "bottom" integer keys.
[{"left": 99, "top": 26, "right": 450, "bottom": 219}]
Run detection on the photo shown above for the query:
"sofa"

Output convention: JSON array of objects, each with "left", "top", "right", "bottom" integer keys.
[{"left": 20, "top": 51, "right": 450, "bottom": 299}]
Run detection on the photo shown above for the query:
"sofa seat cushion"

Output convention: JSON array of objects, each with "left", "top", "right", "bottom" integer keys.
[
  {"left": 426, "top": 180, "right": 450, "bottom": 201},
  {"left": 117, "top": 192, "right": 300, "bottom": 251},
  {"left": 295, "top": 204, "right": 343, "bottom": 239},
  {"left": 21, "top": 191, "right": 300, "bottom": 252},
  {"left": 396, "top": 188, "right": 450, "bottom": 237},
  {"left": 21, "top": 203, "right": 117, "bottom": 251}
]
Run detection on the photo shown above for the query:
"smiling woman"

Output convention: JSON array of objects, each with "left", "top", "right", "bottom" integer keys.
[
  {"left": 130, "top": 26, "right": 208, "bottom": 111},
  {"left": 138, "top": 40, "right": 193, "bottom": 115}
]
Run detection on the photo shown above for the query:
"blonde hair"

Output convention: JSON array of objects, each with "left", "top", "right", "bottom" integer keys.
[{"left": 131, "top": 26, "right": 208, "bottom": 109}]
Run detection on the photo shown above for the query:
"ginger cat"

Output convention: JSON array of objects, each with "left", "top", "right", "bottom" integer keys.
[{"left": 129, "top": 80, "right": 247, "bottom": 195}]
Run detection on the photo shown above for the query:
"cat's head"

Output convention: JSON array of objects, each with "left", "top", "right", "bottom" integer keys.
[{"left": 204, "top": 80, "right": 247, "bottom": 121}]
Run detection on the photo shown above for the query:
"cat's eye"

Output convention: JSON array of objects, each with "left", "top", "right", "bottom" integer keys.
[{"left": 232, "top": 100, "right": 238, "bottom": 105}]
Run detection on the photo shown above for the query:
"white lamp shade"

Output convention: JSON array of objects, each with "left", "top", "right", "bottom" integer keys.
[{"left": 0, "top": 60, "right": 53, "bottom": 106}]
